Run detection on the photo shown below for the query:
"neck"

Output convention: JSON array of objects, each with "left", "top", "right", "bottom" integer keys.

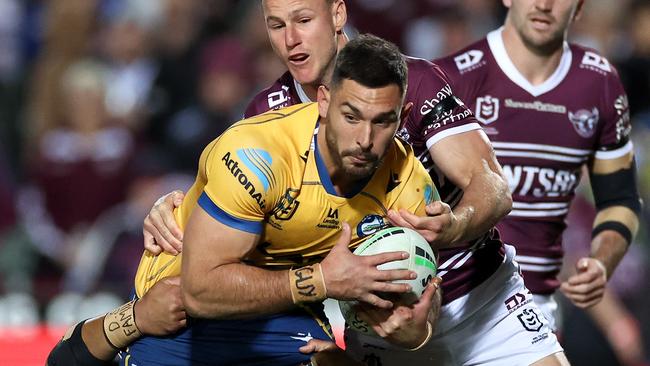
[
  {"left": 301, "top": 32, "right": 350, "bottom": 101},
  {"left": 501, "top": 24, "right": 565, "bottom": 86}
]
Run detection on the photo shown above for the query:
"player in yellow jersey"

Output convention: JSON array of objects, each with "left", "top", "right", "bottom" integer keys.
[{"left": 120, "top": 35, "right": 439, "bottom": 366}]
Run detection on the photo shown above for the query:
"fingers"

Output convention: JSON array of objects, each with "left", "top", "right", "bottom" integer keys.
[
  {"left": 299, "top": 339, "right": 339, "bottom": 354},
  {"left": 387, "top": 209, "right": 414, "bottom": 229},
  {"left": 417, "top": 277, "right": 440, "bottom": 308},
  {"left": 370, "top": 281, "right": 412, "bottom": 294},
  {"left": 373, "top": 269, "right": 415, "bottom": 282},
  {"left": 143, "top": 230, "right": 162, "bottom": 255},
  {"left": 424, "top": 201, "right": 450, "bottom": 216},
  {"left": 169, "top": 190, "right": 185, "bottom": 207},
  {"left": 361, "top": 293, "right": 394, "bottom": 309},
  {"left": 366, "top": 251, "right": 409, "bottom": 266},
  {"left": 146, "top": 210, "right": 182, "bottom": 255}
]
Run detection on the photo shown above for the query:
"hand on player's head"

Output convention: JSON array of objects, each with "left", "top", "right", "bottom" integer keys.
[
  {"left": 321, "top": 223, "right": 416, "bottom": 309},
  {"left": 143, "top": 190, "right": 185, "bottom": 255}
]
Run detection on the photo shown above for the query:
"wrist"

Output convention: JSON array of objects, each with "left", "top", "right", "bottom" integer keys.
[
  {"left": 289, "top": 263, "right": 328, "bottom": 304},
  {"left": 103, "top": 300, "right": 143, "bottom": 349}
]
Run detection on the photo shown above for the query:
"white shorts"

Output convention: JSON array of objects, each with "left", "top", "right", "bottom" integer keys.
[
  {"left": 344, "top": 244, "right": 563, "bottom": 366},
  {"left": 532, "top": 294, "right": 560, "bottom": 332}
]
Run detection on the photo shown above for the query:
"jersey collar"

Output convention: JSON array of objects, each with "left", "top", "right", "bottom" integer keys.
[{"left": 487, "top": 27, "right": 572, "bottom": 97}]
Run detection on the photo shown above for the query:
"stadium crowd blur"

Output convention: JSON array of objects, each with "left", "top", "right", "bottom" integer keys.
[{"left": 0, "top": 0, "right": 648, "bottom": 365}]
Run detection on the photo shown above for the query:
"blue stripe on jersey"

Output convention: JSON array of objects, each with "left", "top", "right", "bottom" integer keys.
[
  {"left": 314, "top": 136, "right": 338, "bottom": 196},
  {"left": 198, "top": 192, "right": 263, "bottom": 234},
  {"left": 238, "top": 148, "right": 273, "bottom": 191},
  {"left": 314, "top": 135, "right": 371, "bottom": 198}
]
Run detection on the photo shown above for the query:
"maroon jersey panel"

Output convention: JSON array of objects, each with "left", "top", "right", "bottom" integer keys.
[
  {"left": 244, "top": 71, "right": 306, "bottom": 118},
  {"left": 435, "top": 29, "right": 633, "bottom": 294}
]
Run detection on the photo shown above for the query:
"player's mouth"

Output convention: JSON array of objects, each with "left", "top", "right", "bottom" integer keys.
[
  {"left": 349, "top": 155, "right": 375, "bottom": 164},
  {"left": 288, "top": 53, "right": 310, "bottom": 66},
  {"left": 530, "top": 15, "right": 553, "bottom": 31}
]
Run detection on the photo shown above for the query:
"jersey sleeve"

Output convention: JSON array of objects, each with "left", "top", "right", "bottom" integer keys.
[
  {"left": 595, "top": 65, "right": 633, "bottom": 160},
  {"left": 405, "top": 58, "right": 481, "bottom": 150},
  {"left": 199, "top": 131, "right": 287, "bottom": 234}
]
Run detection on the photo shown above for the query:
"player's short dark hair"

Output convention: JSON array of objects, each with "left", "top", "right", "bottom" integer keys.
[{"left": 332, "top": 34, "right": 407, "bottom": 96}]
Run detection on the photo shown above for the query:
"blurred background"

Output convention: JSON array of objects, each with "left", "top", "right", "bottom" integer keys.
[{"left": 0, "top": 0, "right": 648, "bottom": 365}]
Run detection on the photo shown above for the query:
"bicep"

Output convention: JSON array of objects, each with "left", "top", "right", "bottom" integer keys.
[
  {"left": 428, "top": 129, "right": 503, "bottom": 189},
  {"left": 181, "top": 205, "right": 260, "bottom": 282}
]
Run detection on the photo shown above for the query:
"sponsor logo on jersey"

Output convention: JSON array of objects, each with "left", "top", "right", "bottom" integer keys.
[
  {"left": 420, "top": 84, "right": 454, "bottom": 116},
  {"left": 517, "top": 308, "right": 543, "bottom": 332},
  {"left": 317, "top": 207, "right": 340, "bottom": 229},
  {"left": 475, "top": 95, "right": 500, "bottom": 124},
  {"left": 454, "top": 49, "right": 485, "bottom": 73},
  {"left": 356, "top": 214, "right": 386, "bottom": 238},
  {"left": 504, "top": 291, "right": 531, "bottom": 312},
  {"left": 502, "top": 165, "right": 580, "bottom": 198},
  {"left": 614, "top": 95, "right": 631, "bottom": 142},
  {"left": 222, "top": 149, "right": 275, "bottom": 209},
  {"left": 568, "top": 107, "right": 599, "bottom": 138},
  {"left": 267, "top": 85, "right": 291, "bottom": 110},
  {"left": 580, "top": 51, "right": 611, "bottom": 74},
  {"left": 504, "top": 99, "right": 566, "bottom": 114}
]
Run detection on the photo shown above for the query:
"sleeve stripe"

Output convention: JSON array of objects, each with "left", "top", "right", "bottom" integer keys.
[
  {"left": 595, "top": 141, "right": 634, "bottom": 160},
  {"left": 425, "top": 123, "right": 483, "bottom": 149},
  {"left": 198, "top": 192, "right": 263, "bottom": 234}
]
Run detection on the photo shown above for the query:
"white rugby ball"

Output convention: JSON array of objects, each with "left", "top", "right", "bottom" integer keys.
[{"left": 339, "top": 227, "right": 437, "bottom": 336}]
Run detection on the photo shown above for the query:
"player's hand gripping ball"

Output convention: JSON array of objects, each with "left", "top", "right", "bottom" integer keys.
[{"left": 339, "top": 227, "right": 437, "bottom": 336}]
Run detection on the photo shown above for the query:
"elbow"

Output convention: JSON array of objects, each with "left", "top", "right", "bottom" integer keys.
[
  {"left": 495, "top": 174, "right": 513, "bottom": 218},
  {"left": 181, "top": 278, "right": 213, "bottom": 319}
]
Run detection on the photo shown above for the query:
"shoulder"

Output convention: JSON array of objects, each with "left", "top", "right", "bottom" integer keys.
[
  {"left": 434, "top": 37, "right": 490, "bottom": 78},
  {"left": 221, "top": 103, "right": 318, "bottom": 157},
  {"left": 568, "top": 43, "right": 624, "bottom": 88},
  {"left": 245, "top": 71, "right": 298, "bottom": 118}
]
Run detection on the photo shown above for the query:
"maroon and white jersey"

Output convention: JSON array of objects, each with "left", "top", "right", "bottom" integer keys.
[
  {"left": 435, "top": 28, "right": 633, "bottom": 294},
  {"left": 245, "top": 57, "right": 507, "bottom": 304}
]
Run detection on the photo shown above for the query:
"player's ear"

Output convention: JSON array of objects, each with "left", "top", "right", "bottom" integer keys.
[
  {"left": 573, "top": 0, "right": 585, "bottom": 22},
  {"left": 332, "top": 0, "right": 347, "bottom": 34},
  {"left": 502, "top": 0, "right": 512, "bottom": 9},
  {"left": 399, "top": 102, "right": 413, "bottom": 129},
  {"left": 318, "top": 85, "right": 331, "bottom": 119}
]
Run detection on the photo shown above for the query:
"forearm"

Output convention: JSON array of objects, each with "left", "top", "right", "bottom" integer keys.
[
  {"left": 82, "top": 317, "right": 118, "bottom": 360},
  {"left": 182, "top": 263, "right": 295, "bottom": 319},
  {"left": 449, "top": 160, "right": 512, "bottom": 246},
  {"left": 591, "top": 206, "right": 638, "bottom": 278}
]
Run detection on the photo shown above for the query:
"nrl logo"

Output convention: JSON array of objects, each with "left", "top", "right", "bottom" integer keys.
[
  {"left": 475, "top": 95, "right": 499, "bottom": 124},
  {"left": 568, "top": 108, "right": 599, "bottom": 138}
]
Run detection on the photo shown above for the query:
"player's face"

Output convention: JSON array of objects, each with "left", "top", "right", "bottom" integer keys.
[
  {"left": 318, "top": 79, "right": 407, "bottom": 180},
  {"left": 262, "top": 0, "right": 345, "bottom": 87},
  {"left": 504, "top": 0, "right": 583, "bottom": 54}
]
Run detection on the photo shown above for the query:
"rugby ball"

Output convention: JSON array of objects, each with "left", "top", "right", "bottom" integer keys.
[{"left": 339, "top": 227, "right": 437, "bottom": 336}]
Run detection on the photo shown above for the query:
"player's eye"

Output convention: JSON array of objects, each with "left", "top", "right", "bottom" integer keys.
[
  {"left": 269, "top": 23, "right": 284, "bottom": 30},
  {"left": 298, "top": 17, "right": 311, "bottom": 24},
  {"left": 344, "top": 114, "right": 358, "bottom": 122}
]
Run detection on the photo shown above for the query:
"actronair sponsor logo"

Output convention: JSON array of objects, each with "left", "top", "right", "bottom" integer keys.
[
  {"left": 222, "top": 148, "right": 275, "bottom": 209},
  {"left": 504, "top": 99, "right": 566, "bottom": 114}
]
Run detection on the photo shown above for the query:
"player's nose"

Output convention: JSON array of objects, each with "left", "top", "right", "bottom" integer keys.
[{"left": 285, "top": 24, "right": 301, "bottom": 49}]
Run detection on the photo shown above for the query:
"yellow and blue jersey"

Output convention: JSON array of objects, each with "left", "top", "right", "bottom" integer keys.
[
  {"left": 126, "top": 103, "right": 437, "bottom": 366},
  {"left": 135, "top": 103, "right": 436, "bottom": 297}
]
